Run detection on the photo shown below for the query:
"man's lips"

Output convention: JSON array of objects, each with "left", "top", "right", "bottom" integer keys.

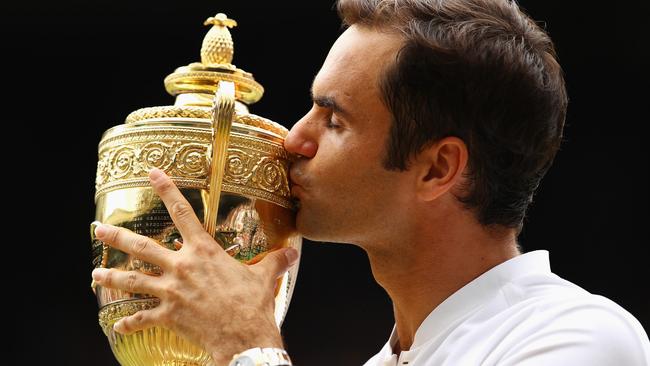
[
  {"left": 290, "top": 182, "right": 305, "bottom": 198},
  {"left": 289, "top": 166, "right": 306, "bottom": 200},
  {"left": 289, "top": 166, "right": 303, "bottom": 184},
  {"left": 289, "top": 165, "right": 307, "bottom": 193}
]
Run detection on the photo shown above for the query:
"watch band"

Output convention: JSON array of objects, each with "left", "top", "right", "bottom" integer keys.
[{"left": 228, "top": 347, "right": 292, "bottom": 366}]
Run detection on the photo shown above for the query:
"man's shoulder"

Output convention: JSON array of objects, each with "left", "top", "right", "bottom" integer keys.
[
  {"left": 504, "top": 269, "right": 646, "bottom": 340},
  {"left": 495, "top": 279, "right": 650, "bottom": 365},
  {"left": 516, "top": 290, "right": 646, "bottom": 337}
]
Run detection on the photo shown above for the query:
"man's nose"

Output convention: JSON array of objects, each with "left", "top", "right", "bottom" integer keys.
[{"left": 284, "top": 117, "right": 318, "bottom": 159}]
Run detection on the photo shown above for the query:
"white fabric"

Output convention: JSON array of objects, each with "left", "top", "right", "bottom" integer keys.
[{"left": 364, "top": 250, "right": 650, "bottom": 366}]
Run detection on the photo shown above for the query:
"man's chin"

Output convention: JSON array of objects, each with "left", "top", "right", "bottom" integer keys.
[
  {"left": 294, "top": 216, "right": 350, "bottom": 244},
  {"left": 294, "top": 215, "right": 328, "bottom": 242},
  {"left": 294, "top": 219, "right": 317, "bottom": 240}
]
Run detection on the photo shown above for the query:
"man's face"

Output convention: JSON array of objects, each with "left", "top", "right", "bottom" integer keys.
[{"left": 284, "top": 26, "right": 413, "bottom": 245}]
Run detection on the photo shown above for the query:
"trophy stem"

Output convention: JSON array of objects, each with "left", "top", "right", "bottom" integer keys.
[{"left": 204, "top": 80, "right": 236, "bottom": 236}]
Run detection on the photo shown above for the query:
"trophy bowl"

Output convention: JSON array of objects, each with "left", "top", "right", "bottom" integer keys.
[{"left": 91, "top": 13, "right": 301, "bottom": 366}]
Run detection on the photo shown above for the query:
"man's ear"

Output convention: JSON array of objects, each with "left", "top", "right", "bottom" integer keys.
[{"left": 415, "top": 136, "right": 468, "bottom": 202}]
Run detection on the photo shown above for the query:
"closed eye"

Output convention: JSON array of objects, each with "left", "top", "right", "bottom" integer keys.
[
  {"left": 311, "top": 93, "right": 351, "bottom": 120},
  {"left": 326, "top": 118, "right": 341, "bottom": 129}
]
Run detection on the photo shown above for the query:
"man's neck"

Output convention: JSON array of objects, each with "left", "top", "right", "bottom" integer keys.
[{"left": 361, "top": 209, "right": 519, "bottom": 353}]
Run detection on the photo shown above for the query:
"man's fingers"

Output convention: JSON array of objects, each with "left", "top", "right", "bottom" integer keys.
[
  {"left": 92, "top": 268, "right": 160, "bottom": 296},
  {"left": 148, "top": 168, "right": 206, "bottom": 243},
  {"left": 112, "top": 306, "right": 166, "bottom": 335},
  {"left": 254, "top": 247, "right": 300, "bottom": 281},
  {"left": 95, "top": 224, "right": 172, "bottom": 268}
]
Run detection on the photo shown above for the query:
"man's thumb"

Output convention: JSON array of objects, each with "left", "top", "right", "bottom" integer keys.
[{"left": 259, "top": 247, "right": 300, "bottom": 278}]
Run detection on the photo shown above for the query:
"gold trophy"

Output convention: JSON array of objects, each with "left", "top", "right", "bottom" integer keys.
[{"left": 91, "top": 13, "right": 301, "bottom": 365}]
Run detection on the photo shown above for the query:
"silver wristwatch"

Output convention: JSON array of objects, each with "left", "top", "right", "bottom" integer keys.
[{"left": 228, "top": 347, "right": 292, "bottom": 366}]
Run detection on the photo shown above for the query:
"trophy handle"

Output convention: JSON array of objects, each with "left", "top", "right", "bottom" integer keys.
[{"left": 204, "top": 80, "right": 236, "bottom": 236}]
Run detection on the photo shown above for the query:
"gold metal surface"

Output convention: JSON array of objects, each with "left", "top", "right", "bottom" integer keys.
[
  {"left": 202, "top": 14, "right": 237, "bottom": 65},
  {"left": 92, "top": 12, "right": 301, "bottom": 366},
  {"left": 125, "top": 107, "right": 288, "bottom": 138},
  {"left": 95, "top": 123, "right": 292, "bottom": 208},
  {"left": 164, "top": 12, "right": 263, "bottom": 106},
  {"left": 205, "top": 81, "right": 236, "bottom": 236}
]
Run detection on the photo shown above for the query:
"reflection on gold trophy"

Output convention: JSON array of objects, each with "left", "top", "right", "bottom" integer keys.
[{"left": 91, "top": 13, "right": 301, "bottom": 365}]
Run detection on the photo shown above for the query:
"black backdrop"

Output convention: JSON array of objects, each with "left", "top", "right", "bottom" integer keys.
[{"left": 4, "top": 1, "right": 648, "bottom": 365}]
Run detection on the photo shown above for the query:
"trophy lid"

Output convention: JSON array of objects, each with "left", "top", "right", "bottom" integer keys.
[
  {"left": 163, "top": 13, "right": 264, "bottom": 106},
  {"left": 119, "top": 12, "right": 288, "bottom": 138}
]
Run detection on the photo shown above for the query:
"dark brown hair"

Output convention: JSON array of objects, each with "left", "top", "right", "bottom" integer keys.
[{"left": 338, "top": 0, "right": 568, "bottom": 229}]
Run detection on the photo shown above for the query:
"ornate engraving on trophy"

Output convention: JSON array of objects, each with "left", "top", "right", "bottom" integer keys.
[
  {"left": 141, "top": 141, "right": 175, "bottom": 171},
  {"left": 97, "top": 131, "right": 294, "bottom": 209},
  {"left": 96, "top": 140, "right": 211, "bottom": 189},
  {"left": 225, "top": 148, "right": 290, "bottom": 197},
  {"left": 98, "top": 298, "right": 161, "bottom": 335},
  {"left": 177, "top": 143, "right": 210, "bottom": 177}
]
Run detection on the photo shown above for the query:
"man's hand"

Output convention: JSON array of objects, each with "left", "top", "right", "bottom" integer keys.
[{"left": 91, "top": 168, "right": 299, "bottom": 365}]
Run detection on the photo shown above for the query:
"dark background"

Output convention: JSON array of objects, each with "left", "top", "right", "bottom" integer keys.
[{"left": 3, "top": 0, "right": 648, "bottom": 365}]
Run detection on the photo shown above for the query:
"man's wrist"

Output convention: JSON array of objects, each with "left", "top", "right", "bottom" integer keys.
[{"left": 228, "top": 347, "right": 292, "bottom": 366}]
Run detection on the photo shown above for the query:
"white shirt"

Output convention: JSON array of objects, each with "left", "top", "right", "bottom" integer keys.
[{"left": 364, "top": 250, "right": 650, "bottom": 366}]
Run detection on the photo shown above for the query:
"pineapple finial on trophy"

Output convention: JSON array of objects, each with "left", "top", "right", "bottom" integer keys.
[
  {"left": 163, "top": 12, "right": 263, "bottom": 107},
  {"left": 201, "top": 13, "right": 238, "bottom": 66}
]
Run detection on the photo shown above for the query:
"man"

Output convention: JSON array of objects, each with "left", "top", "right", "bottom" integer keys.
[{"left": 91, "top": 0, "right": 650, "bottom": 365}]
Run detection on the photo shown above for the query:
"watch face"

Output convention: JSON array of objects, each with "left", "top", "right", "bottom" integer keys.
[{"left": 232, "top": 355, "right": 256, "bottom": 366}]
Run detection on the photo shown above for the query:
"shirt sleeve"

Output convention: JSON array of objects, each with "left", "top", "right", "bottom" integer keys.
[{"left": 497, "top": 299, "right": 650, "bottom": 366}]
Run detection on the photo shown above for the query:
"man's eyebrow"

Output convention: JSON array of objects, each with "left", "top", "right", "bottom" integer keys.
[{"left": 310, "top": 89, "right": 351, "bottom": 118}]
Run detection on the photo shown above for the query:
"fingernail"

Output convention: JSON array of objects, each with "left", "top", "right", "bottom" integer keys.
[
  {"left": 113, "top": 319, "right": 124, "bottom": 333},
  {"left": 92, "top": 268, "right": 108, "bottom": 281},
  {"left": 285, "top": 248, "right": 299, "bottom": 266},
  {"left": 149, "top": 168, "right": 165, "bottom": 183},
  {"left": 94, "top": 223, "right": 107, "bottom": 238}
]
